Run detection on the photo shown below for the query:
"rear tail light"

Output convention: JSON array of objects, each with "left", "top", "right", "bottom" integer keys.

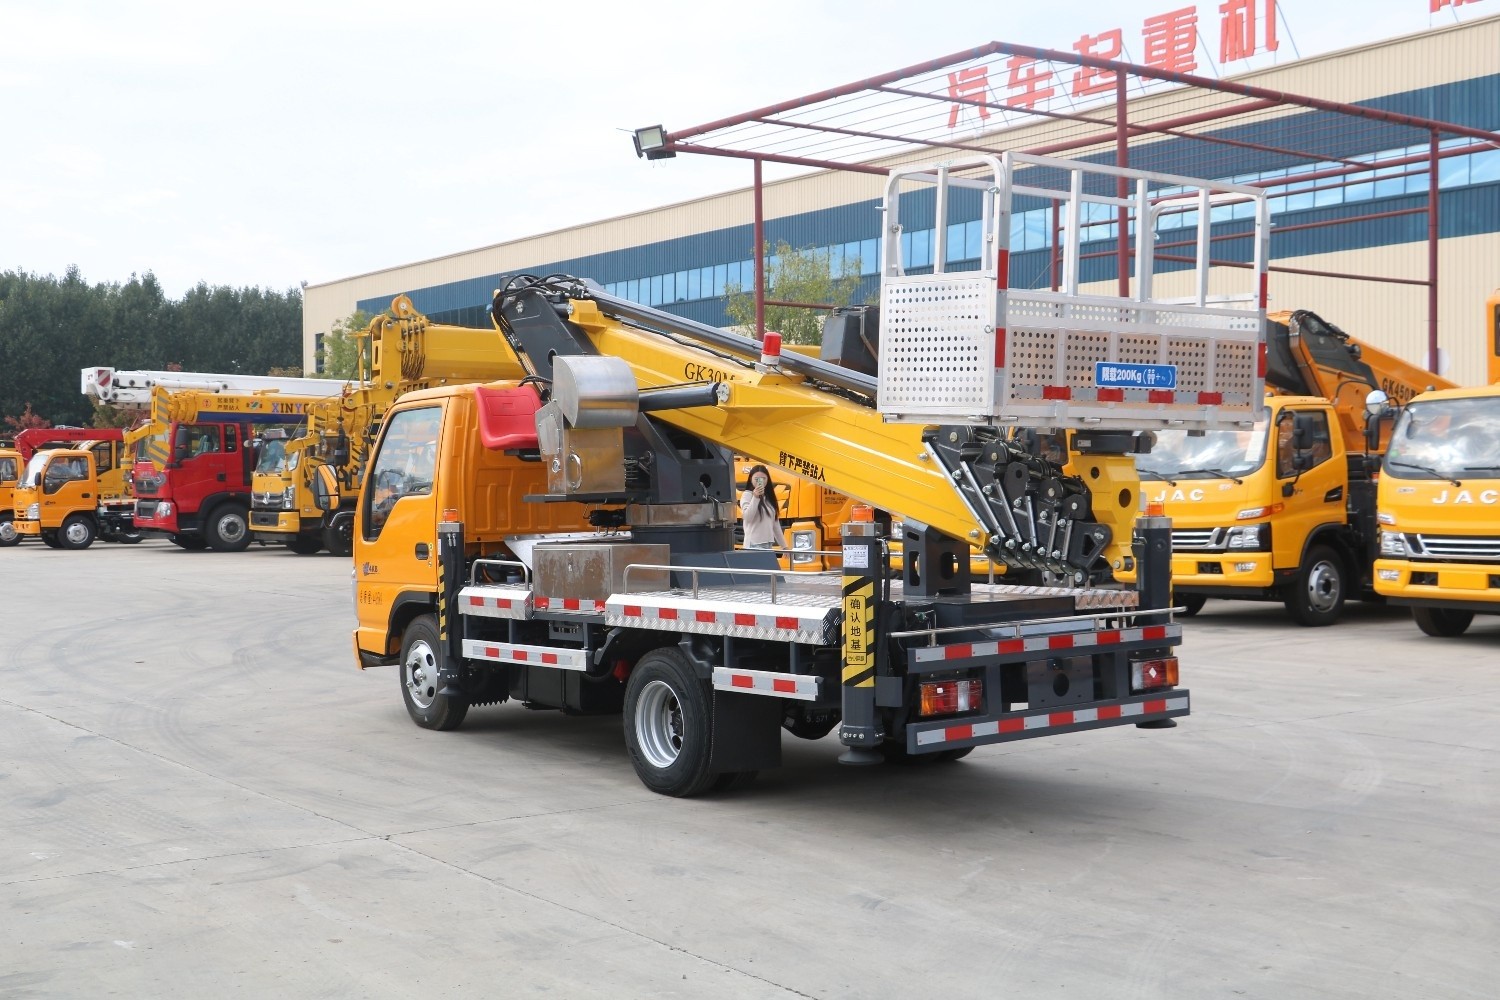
[
  {"left": 1131, "top": 656, "right": 1179, "bottom": 692},
  {"left": 918, "top": 677, "right": 983, "bottom": 717}
]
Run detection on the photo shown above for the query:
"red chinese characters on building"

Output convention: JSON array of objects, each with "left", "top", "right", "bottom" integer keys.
[
  {"left": 1143, "top": 6, "right": 1199, "bottom": 73},
  {"left": 946, "top": 67, "right": 993, "bottom": 128},
  {"left": 1072, "top": 30, "right": 1123, "bottom": 96},
  {"left": 1005, "top": 56, "right": 1057, "bottom": 109},
  {"left": 1220, "top": 0, "right": 1279, "bottom": 63}
]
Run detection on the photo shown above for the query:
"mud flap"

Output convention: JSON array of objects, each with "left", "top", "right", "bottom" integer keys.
[{"left": 709, "top": 691, "right": 782, "bottom": 773}]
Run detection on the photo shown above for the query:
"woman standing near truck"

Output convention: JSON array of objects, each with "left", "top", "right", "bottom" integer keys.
[{"left": 739, "top": 463, "right": 786, "bottom": 550}]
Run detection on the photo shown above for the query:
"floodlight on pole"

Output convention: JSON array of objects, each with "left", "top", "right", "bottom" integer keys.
[{"left": 632, "top": 125, "right": 675, "bottom": 160}]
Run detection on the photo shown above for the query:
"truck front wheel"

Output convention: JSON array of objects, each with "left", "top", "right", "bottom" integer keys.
[
  {"left": 287, "top": 534, "right": 323, "bottom": 555},
  {"left": 205, "top": 504, "right": 251, "bottom": 552},
  {"left": 0, "top": 515, "right": 19, "bottom": 547},
  {"left": 1412, "top": 606, "right": 1473, "bottom": 637},
  {"left": 1285, "top": 545, "right": 1345, "bottom": 627},
  {"left": 624, "top": 648, "right": 717, "bottom": 797},
  {"left": 58, "top": 515, "right": 96, "bottom": 550},
  {"left": 323, "top": 512, "right": 354, "bottom": 558},
  {"left": 399, "top": 614, "right": 469, "bottom": 731}
]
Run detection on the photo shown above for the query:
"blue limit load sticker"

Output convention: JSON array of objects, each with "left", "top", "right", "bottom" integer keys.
[{"left": 1095, "top": 362, "right": 1178, "bottom": 389}]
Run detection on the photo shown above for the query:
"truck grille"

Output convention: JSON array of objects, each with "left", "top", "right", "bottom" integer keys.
[
  {"left": 136, "top": 500, "right": 160, "bottom": 517},
  {"left": 252, "top": 491, "right": 282, "bottom": 508},
  {"left": 1172, "top": 528, "right": 1223, "bottom": 551},
  {"left": 1412, "top": 534, "right": 1500, "bottom": 562}
]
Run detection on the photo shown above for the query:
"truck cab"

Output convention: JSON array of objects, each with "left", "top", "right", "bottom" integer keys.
[
  {"left": 1139, "top": 393, "right": 1358, "bottom": 624},
  {"left": 1374, "top": 382, "right": 1500, "bottom": 636},
  {"left": 133, "top": 420, "right": 253, "bottom": 551},
  {"left": 0, "top": 448, "right": 21, "bottom": 546},
  {"left": 14, "top": 449, "right": 101, "bottom": 549}
]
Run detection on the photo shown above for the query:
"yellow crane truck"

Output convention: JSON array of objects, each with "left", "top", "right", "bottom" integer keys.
[
  {"left": 1371, "top": 290, "right": 1500, "bottom": 636},
  {"left": 344, "top": 152, "right": 1270, "bottom": 795},
  {"left": 1133, "top": 310, "right": 1455, "bottom": 625},
  {"left": 250, "top": 295, "right": 523, "bottom": 557}
]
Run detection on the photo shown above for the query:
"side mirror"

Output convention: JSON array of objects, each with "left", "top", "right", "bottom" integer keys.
[
  {"left": 312, "top": 465, "right": 339, "bottom": 512},
  {"left": 1364, "top": 389, "right": 1389, "bottom": 417}
]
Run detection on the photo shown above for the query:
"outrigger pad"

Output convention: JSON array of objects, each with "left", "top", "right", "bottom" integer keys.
[{"left": 474, "top": 384, "right": 541, "bottom": 450}]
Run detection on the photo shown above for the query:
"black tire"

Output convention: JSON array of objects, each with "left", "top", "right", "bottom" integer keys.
[
  {"left": 1176, "top": 593, "right": 1207, "bottom": 617},
  {"left": 323, "top": 513, "right": 353, "bottom": 558},
  {"left": 287, "top": 534, "right": 324, "bottom": 555},
  {"left": 938, "top": 747, "right": 974, "bottom": 762},
  {"left": 1284, "top": 545, "right": 1345, "bottom": 627},
  {"left": 204, "top": 504, "right": 251, "bottom": 552},
  {"left": 399, "top": 614, "right": 469, "bottom": 730},
  {"left": 881, "top": 741, "right": 959, "bottom": 765},
  {"left": 111, "top": 527, "right": 143, "bottom": 544},
  {"left": 57, "top": 514, "right": 96, "bottom": 550},
  {"left": 623, "top": 648, "right": 717, "bottom": 797},
  {"left": 0, "top": 515, "right": 20, "bottom": 547},
  {"left": 41, "top": 530, "right": 61, "bottom": 549},
  {"left": 170, "top": 533, "right": 208, "bottom": 551},
  {"left": 781, "top": 707, "right": 839, "bottom": 741},
  {"left": 1412, "top": 606, "right": 1473, "bottom": 638}
]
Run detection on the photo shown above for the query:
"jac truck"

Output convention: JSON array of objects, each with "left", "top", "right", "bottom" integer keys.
[
  {"left": 344, "top": 153, "right": 1270, "bottom": 795},
  {"left": 1133, "top": 310, "right": 1456, "bottom": 625},
  {"left": 1371, "top": 290, "right": 1500, "bottom": 636}
]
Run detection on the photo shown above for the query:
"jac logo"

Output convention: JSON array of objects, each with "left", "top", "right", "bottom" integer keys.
[
  {"left": 1150, "top": 488, "right": 1206, "bottom": 503},
  {"left": 1431, "top": 490, "right": 1500, "bottom": 505}
]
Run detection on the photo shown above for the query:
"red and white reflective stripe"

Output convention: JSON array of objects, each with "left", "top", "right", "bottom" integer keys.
[
  {"left": 912, "top": 623, "right": 1178, "bottom": 664},
  {"left": 533, "top": 596, "right": 608, "bottom": 614},
  {"left": 711, "top": 667, "right": 820, "bottom": 702},
  {"left": 608, "top": 599, "right": 827, "bottom": 642},
  {"left": 915, "top": 695, "right": 1188, "bottom": 746},
  {"left": 461, "top": 639, "right": 588, "bottom": 672},
  {"left": 458, "top": 586, "right": 531, "bottom": 620},
  {"left": 1040, "top": 386, "right": 1230, "bottom": 405}
]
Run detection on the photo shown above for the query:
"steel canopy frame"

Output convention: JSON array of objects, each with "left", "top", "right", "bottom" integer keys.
[{"left": 641, "top": 40, "right": 1500, "bottom": 373}]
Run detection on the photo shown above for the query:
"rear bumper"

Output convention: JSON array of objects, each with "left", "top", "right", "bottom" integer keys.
[
  {"left": 906, "top": 691, "right": 1190, "bottom": 752},
  {"left": 1374, "top": 559, "right": 1500, "bottom": 611}
]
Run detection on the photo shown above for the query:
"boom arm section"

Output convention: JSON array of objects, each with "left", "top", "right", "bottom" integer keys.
[
  {"left": 362, "top": 294, "right": 527, "bottom": 391},
  {"left": 492, "top": 279, "right": 1111, "bottom": 579}
]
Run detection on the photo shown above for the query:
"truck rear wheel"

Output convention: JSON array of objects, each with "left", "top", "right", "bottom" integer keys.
[
  {"left": 287, "top": 534, "right": 323, "bottom": 555},
  {"left": 111, "top": 526, "right": 143, "bottom": 544},
  {"left": 41, "top": 530, "right": 61, "bottom": 548},
  {"left": 399, "top": 614, "right": 469, "bottom": 731},
  {"left": 1285, "top": 545, "right": 1344, "bottom": 627},
  {"left": 1176, "top": 593, "right": 1206, "bottom": 617},
  {"left": 170, "top": 533, "right": 208, "bottom": 551},
  {"left": 1412, "top": 606, "right": 1473, "bottom": 637},
  {"left": 0, "top": 515, "right": 19, "bottom": 547},
  {"left": 624, "top": 648, "right": 717, "bottom": 797},
  {"left": 205, "top": 504, "right": 251, "bottom": 552},
  {"left": 58, "top": 515, "right": 96, "bottom": 550},
  {"left": 323, "top": 512, "right": 353, "bottom": 558}
]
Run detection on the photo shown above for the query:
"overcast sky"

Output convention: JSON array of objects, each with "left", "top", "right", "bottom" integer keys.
[{"left": 1, "top": 0, "right": 1488, "bottom": 297}]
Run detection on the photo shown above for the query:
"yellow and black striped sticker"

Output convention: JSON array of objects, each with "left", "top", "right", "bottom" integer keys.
[{"left": 842, "top": 576, "right": 874, "bottom": 687}]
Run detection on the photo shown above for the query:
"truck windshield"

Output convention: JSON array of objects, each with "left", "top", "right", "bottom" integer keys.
[
  {"left": 21, "top": 453, "right": 48, "bottom": 488},
  {"left": 1138, "top": 419, "right": 1268, "bottom": 480},
  {"left": 256, "top": 438, "right": 298, "bottom": 474},
  {"left": 1385, "top": 397, "right": 1500, "bottom": 480}
]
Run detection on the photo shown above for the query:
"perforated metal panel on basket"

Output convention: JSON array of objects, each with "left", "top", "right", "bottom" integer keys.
[{"left": 875, "top": 151, "right": 1268, "bottom": 432}]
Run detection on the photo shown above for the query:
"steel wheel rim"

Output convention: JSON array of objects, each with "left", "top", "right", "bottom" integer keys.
[
  {"left": 217, "top": 513, "right": 246, "bottom": 543},
  {"left": 635, "top": 679, "right": 684, "bottom": 769},
  {"left": 0, "top": 520, "right": 15, "bottom": 543},
  {"left": 64, "top": 521, "right": 90, "bottom": 545},
  {"left": 1306, "top": 560, "right": 1341, "bottom": 613},
  {"left": 404, "top": 639, "right": 438, "bottom": 709}
]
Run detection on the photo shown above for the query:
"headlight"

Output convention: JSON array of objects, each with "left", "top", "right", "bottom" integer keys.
[
  {"left": 1380, "top": 531, "right": 1408, "bottom": 556},
  {"left": 26, "top": 503, "right": 39, "bottom": 519},
  {"left": 1377, "top": 511, "right": 1395, "bottom": 526},
  {"left": 1225, "top": 523, "right": 1269, "bottom": 550},
  {"left": 282, "top": 485, "right": 297, "bottom": 509},
  {"left": 157, "top": 501, "right": 173, "bottom": 517}
]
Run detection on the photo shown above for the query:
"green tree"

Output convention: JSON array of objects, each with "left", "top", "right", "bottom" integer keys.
[
  {"left": 316, "top": 310, "right": 370, "bottom": 380},
  {"left": 724, "top": 240, "right": 864, "bottom": 345}
]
